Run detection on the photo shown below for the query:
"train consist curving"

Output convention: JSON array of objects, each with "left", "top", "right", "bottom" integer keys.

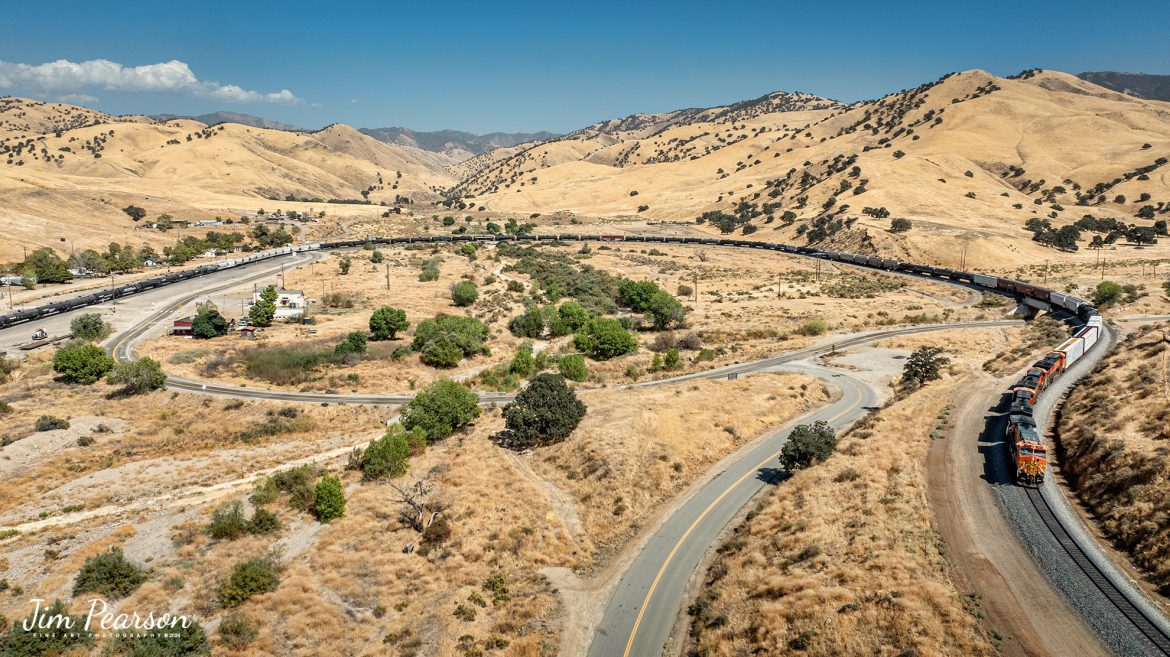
[{"left": 0, "top": 233, "right": 1104, "bottom": 485}]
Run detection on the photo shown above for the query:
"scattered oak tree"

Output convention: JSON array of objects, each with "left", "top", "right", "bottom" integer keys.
[
  {"left": 778, "top": 420, "right": 837, "bottom": 471},
  {"left": 401, "top": 379, "right": 480, "bottom": 440},
  {"left": 107, "top": 357, "right": 167, "bottom": 395},
  {"left": 502, "top": 373, "right": 587, "bottom": 448},
  {"left": 52, "top": 341, "right": 115, "bottom": 384},
  {"left": 901, "top": 346, "right": 949, "bottom": 388},
  {"left": 369, "top": 306, "right": 409, "bottom": 340}
]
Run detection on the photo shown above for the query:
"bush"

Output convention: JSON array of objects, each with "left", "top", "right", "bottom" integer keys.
[
  {"left": 359, "top": 425, "right": 422, "bottom": 480},
  {"left": 73, "top": 547, "right": 147, "bottom": 599},
  {"left": 779, "top": 421, "right": 837, "bottom": 471},
  {"left": 451, "top": 280, "right": 479, "bottom": 307},
  {"left": 247, "top": 508, "right": 282, "bottom": 535},
  {"left": 557, "top": 301, "right": 590, "bottom": 331},
  {"left": 509, "top": 345, "right": 534, "bottom": 376},
  {"left": 207, "top": 500, "right": 249, "bottom": 540},
  {"left": 339, "top": 256, "right": 352, "bottom": 275},
  {"left": 574, "top": 317, "right": 638, "bottom": 360},
  {"left": 70, "top": 313, "right": 112, "bottom": 341},
  {"left": 271, "top": 465, "right": 323, "bottom": 512},
  {"left": 1, "top": 600, "right": 94, "bottom": 655},
  {"left": 1093, "top": 280, "right": 1123, "bottom": 306},
  {"left": 890, "top": 217, "right": 912, "bottom": 233},
  {"left": 503, "top": 374, "right": 587, "bottom": 448},
  {"left": 558, "top": 354, "right": 588, "bottom": 382},
  {"left": 796, "top": 318, "right": 828, "bottom": 336},
  {"left": 218, "top": 612, "right": 258, "bottom": 650},
  {"left": 220, "top": 556, "right": 279, "bottom": 608},
  {"left": 335, "top": 331, "right": 368, "bottom": 356},
  {"left": 105, "top": 619, "right": 210, "bottom": 656},
  {"left": 35, "top": 415, "right": 70, "bottom": 431},
  {"left": 369, "top": 306, "right": 409, "bottom": 340},
  {"left": 413, "top": 315, "right": 489, "bottom": 366},
  {"left": 508, "top": 306, "right": 548, "bottom": 338},
  {"left": 314, "top": 475, "right": 346, "bottom": 522},
  {"left": 52, "top": 341, "right": 114, "bottom": 384},
  {"left": 107, "top": 357, "right": 166, "bottom": 394},
  {"left": 401, "top": 379, "right": 480, "bottom": 440},
  {"left": 370, "top": 250, "right": 385, "bottom": 264},
  {"left": 664, "top": 348, "right": 681, "bottom": 369}
]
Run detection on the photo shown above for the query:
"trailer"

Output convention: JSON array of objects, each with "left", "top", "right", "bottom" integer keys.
[{"left": 1056, "top": 335, "right": 1086, "bottom": 367}]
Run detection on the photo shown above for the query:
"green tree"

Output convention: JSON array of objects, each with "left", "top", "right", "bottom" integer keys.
[
  {"left": 369, "top": 306, "right": 409, "bottom": 340},
  {"left": 779, "top": 421, "right": 837, "bottom": 471},
  {"left": 70, "top": 313, "right": 112, "bottom": 341},
  {"left": 413, "top": 315, "right": 489, "bottom": 366},
  {"left": 193, "top": 306, "right": 230, "bottom": 338},
  {"left": 73, "top": 547, "right": 146, "bottom": 599},
  {"left": 314, "top": 475, "right": 346, "bottom": 522},
  {"left": 421, "top": 333, "right": 463, "bottom": 367},
  {"left": 901, "top": 346, "right": 950, "bottom": 388},
  {"left": 503, "top": 374, "right": 587, "bottom": 447},
  {"left": 557, "top": 301, "right": 590, "bottom": 331},
  {"left": 890, "top": 217, "right": 912, "bottom": 232},
  {"left": 451, "top": 280, "right": 479, "bottom": 307},
  {"left": 359, "top": 424, "right": 422, "bottom": 480},
  {"left": 249, "top": 285, "right": 278, "bottom": 327},
  {"left": 558, "top": 354, "right": 588, "bottom": 382},
  {"left": 574, "top": 317, "right": 638, "bottom": 360},
  {"left": 107, "top": 357, "right": 167, "bottom": 394},
  {"left": 645, "top": 290, "right": 686, "bottom": 330},
  {"left": 52, "top": 341, "right": 114, "bottom": 384},
  {"left": 334, "top": 331, "right": 368, "bottom": 356},
  {"left": 18, "top": 248, "right": 72, "bottom": 283},
  {"left": 121, "top": 204, "right": 147, "bottom": 221},
  {"left": 1093, "top": 280, "right": 1123, "bottom": 306},
  {"left": 401, "top": 379, "right": 481, "bottom": 440}
]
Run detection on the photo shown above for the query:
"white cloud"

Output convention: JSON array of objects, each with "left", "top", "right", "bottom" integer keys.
[
  {"left": 0, "top": 58, "right": 302, "bottom": 105},
  {"left": 55, "top": 93, "right": 100, "bottom": 104}
]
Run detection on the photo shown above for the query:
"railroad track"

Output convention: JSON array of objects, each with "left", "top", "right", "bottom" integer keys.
[{"left": 1025, "top": 486, "right": 1170, "bottom": 656}]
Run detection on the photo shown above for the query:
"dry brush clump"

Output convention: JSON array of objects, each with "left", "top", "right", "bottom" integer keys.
[
  {"left": 685, "top": 380, "right": 995, "bottom": 657},
  {"left": 1056, "top": 322, "right": 1170, "bottom": 592}
]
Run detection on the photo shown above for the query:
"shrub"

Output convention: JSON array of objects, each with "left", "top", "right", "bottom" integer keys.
[
  {"left": 1093, "top": 280, "right": 1123, "bottom": 306},
  {"left": 796, "top": 318, "right": 828, "bottom": 336},
  {"left": 360, "top": 425, "right": 422, "bottom": 480},
  {"left": 272, "top": 465, "right": 322, "bottom": 512},
  {"left": 503, "top": 374, "right": 587, "bottom": 447},
  {"left": 220, "top": 556, "right": 279, "bottom": 608},
  {"left": 890, "top": 217, "right": 912, "bottom": 232},
  {"left": 52, "top": 341, "right": 114, "bottom": 384},
  {"left": 107, "top": 357, "right": 166, "bottom": 394},
  {"left": 370, "top": 250, "right": 384, "bottom": 264},
  {"left": 240, "top": 345, "right": 331, "bottom": 385},
  {"left": 401, "top": 379, "right": 480, "bottom": 440},
  {"left": 246, "top": 508, "right": 282, "bottom": 535},
  {"left": 1, "top": 600, "right": 94, "bottom": 655},
  {"left": 106, "top": 618, "right": 210, "bottom": 656},
  {"left": 335, "top": 331, "right": 368, "bottom": 356},
  {"left": 369, "top": 306, "right": 409, "bottom": 340},
  {"left": 558, "top": 354, "right": 588, "bottom": 382},
  {"left": 451, "top": 280, "right": 479, "bottom": 307},
  {"left": 557, "top": 301, "right": 590, "bottom": 331},
  {"left": 413, "top": 315, "right": 489, "bottom": 366},
  {"left": 314, "top": 475, "right": 346, "bottom": 522},
  {"left": 618, "top": 279, "right": 686, "bottom": 329},
  {"left": 0, "top": 357, "right": 15, "bottom": 384},
  {"left": 218, "top": 612, "right": 258, "bottom": 650},
  {"left": 35, "top": 415, "right": 70, "bottom": 431},
  {"left": 339, "top": 256, "right": 352, "bottom": 275},
  {"left": 509, "top": 345, "right": 535, "bottom": 377},
  {"left": 664, "top": 348, "right": 681, "bottom": 369},
  {"left": 70, "top": 313, "right": 112, "bottom": 341},
  {"left": 574, "top": 317, "right": 638, "bottom": 360},
  {"left": 73, "top": 547, "right": 146, "bottom": 599},
  {"left": 207, "top": 500, "right": 248, "bottom": 540},
  {"left": 779, "top": 421, "right": 837, "bottom": 471},
  {"left": 508, "top": 306, "right": 548, "bottom": 338}
]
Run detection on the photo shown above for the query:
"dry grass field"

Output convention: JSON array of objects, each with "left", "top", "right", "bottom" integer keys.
[
  {"left": 683, "top": 377, "right": 997, "bottom": 657},
  {"left": 0, "top": 340, "right": 828, "bottom": 656},
  {"left": 1056, "top": 321, "right": 1170, "bottom": 593}
]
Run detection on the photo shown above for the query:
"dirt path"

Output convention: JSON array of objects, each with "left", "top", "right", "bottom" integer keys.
[{"left": 926, "top": 375, "right": 1110, "bottom": 657}]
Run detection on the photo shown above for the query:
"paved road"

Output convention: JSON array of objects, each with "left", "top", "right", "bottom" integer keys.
[{"left": 588, "top": 362, "right": 875, "bottom": 657}]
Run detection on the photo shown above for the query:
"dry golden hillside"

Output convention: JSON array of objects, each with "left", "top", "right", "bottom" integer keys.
[
  {"left": 0, "top": 96, "right": 152, "bottom": 139},
  {"left": 0, "top": 98, "right": 456, "bottom": 261},
  {"left": 1056, "top": 321, "right": 1170, "bottom": 592},
  {"left": 452, "top": 70, "right": 1170, "bottom": 268}
]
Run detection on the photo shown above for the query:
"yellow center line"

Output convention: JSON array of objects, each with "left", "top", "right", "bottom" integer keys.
[{"left": 620, "top": 377, "right": 861, "bottom": 657}]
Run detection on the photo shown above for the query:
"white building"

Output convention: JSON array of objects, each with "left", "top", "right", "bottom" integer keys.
[{"left": 252, "top": 288, "right": 307, "bottom": 319}]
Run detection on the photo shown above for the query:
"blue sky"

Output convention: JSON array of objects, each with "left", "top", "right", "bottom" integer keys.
[{"left": 1, "top": 0, "right": 1167, "bottom": 133}]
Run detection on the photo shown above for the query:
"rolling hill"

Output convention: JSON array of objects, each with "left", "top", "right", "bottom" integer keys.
[
  {"left": 359, "top": 126, "right": 558, "bottom": 161},
  {"left": 150, "top": 110, "right": 305, "bottom": 131},
  {"left": 451, "top": 70, "right": 1170, "bottom": 268},
  {"left": 1077, "top": 71, "right": 1170, "bottom": 101},
  {"left": 0, "top": 98, "right": 456, "bottom": 262}
]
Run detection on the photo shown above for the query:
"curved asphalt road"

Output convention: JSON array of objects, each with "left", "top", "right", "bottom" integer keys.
[{"left": 588, "top": 362, "right": 874, "bottom": 657}]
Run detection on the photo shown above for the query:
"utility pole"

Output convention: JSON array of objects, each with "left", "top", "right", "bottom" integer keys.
[
  {"left": 280, "top": 264, "right": 285, "bottom": 290},
  {"left": 693, "top": 272, "right": 699, "bottom": 303},
  {"left": 385, "top": 263, "right": 390, "bottom": 291},
  {"left": 1101, "top": 255, "right": 1106, "bottom": 281},
  {"left": 1043, "top": 259, "right": 1049, "bottom": 284}
]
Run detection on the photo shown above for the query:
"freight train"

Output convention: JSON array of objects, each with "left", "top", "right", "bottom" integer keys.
[{"left": 0, "top": 233, "right": 1104, "bottom": 485}]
